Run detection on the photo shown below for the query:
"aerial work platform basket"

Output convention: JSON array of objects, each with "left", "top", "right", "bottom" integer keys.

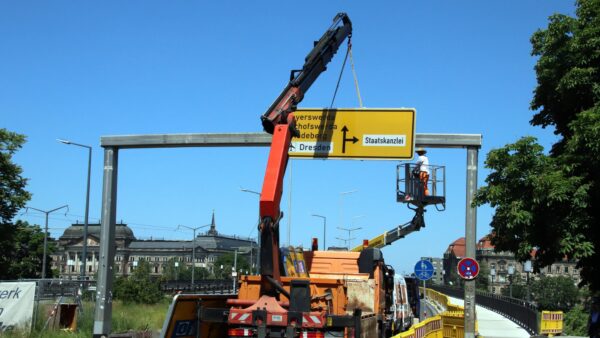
[{"left": 397, "top": 163, "right": 446, "bottom": 210}]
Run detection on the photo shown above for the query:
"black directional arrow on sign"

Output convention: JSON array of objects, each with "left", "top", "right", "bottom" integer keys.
[{"left": 341, "top": 126, "right": 358, "bottom": 154}]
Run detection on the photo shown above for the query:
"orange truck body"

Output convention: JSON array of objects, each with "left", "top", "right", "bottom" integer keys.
[{"left": 161, "top": 248, "right": 393, "bottom": 338}]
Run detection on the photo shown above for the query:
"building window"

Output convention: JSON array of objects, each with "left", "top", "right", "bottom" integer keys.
[
  {"left": 564, "top": 266, "right": 569, "bottom": 273},
  {"left": 89, "top": 266, "right": 93, "bottom": 273},
  {"left": 155, "top": 257, "right": 160, "bottom": 262},
  {"left": 154, "top": 266, "right": 159, "bottom": 273}
]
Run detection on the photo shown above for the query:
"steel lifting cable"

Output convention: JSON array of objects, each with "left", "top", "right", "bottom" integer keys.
[
  {"left": 329, "top": 38, "right": 351, "bottom": 109},
  {"left": 329, "top": 37, "right": 364, "bottom": 109},
  {"left": 348, "top": 40, "right": 364, "bottom": 108}
]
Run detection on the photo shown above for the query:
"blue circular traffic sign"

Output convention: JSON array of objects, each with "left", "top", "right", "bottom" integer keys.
[
  {"left": 414, "top": 259, "right": 434, "bottom": 281},
  {"left": 457, "top": 258, "right": 479, "bottom": 280}
]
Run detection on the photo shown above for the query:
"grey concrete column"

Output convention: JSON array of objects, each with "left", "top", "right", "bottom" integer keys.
[
  {"left": 464, "top": 146, "right": 479, "bottom": 338},
  {"left": 93, "top": 147, "right": 119, "bottom": 338}
]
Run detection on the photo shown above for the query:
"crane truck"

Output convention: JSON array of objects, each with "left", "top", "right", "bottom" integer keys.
[{"left": 160, "top": 13, "right": 444, "bottom": 338}]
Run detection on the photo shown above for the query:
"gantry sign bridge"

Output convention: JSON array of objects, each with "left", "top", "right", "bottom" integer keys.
[{"left": 93, "top": 131, "right": 481, "bottom": 338}]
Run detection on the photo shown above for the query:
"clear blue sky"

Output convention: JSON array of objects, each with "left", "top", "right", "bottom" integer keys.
[{"left": 2, "top": 1, "right": 575, "bottom": 275}]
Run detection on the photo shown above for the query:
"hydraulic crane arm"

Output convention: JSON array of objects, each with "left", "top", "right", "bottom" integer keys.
[
  {"left": 258, "top": 13, "right": 352, "bottom": 297},
  {"left": 260, "top": 13, "right": 352, "bottom": 134},
  {"left": 351, "top": 207, "right": 426, "bottom": 252}
]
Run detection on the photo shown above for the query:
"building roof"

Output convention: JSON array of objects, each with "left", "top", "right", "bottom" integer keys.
[
  {"left": 445, "top": 237, "right": 465, "bottom": 258},
  {"left": 477, "top": 234, "right": 495, "bottom": 250},
  {"left": 127, "top": 235, "right": 255, "bottom": 251},
  {"left": 61, "top": 223, "right": 135, "bottom": 241},
  {"left": 58, "top": 214, "right": 256, "bottom": 252}
]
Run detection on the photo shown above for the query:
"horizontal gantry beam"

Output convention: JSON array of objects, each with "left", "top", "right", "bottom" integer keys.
[{"left": 101, "top": 132, "right": 481, "bottom": 149}]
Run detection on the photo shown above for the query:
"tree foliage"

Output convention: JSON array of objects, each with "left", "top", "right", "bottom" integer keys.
[
  {"left": 476, "top": 0, "right": 600, "bottom": 291},
  {"left": 0, "top": 128, "right": 31, "bottom": 223},
  {"left": 213, "top": 253, "right": 250, "bottom": 279},
  {"left": 0, "top": 220, "right": 55, "bottom": 279},
  {"left": 114, "top": 260, "right": 164, "bottom": 304},
  {"left": 475, "top": 261, "right": 490, "bottom": 292},
  {"left": 563, "top": 304, "right": 589, "bottom": 336},
  {"left": 530, "top": 276, "right": 580, "bottom": 311}
]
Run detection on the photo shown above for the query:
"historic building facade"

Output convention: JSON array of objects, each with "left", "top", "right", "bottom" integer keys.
[
  {"left": 442, "top": 234, "right": 579, "bottom": 295},
  {"left": 50, "top": 215, "right": 257, "bottom": 280}
]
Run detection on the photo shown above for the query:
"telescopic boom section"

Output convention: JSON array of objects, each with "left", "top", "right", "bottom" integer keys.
[{"left": 258, "top": 13, "right": 352, "bottom": 296}]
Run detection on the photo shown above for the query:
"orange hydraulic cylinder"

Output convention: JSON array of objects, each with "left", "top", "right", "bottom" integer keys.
[{"left": 260, "top": 124, "right": 293, "bottom": 220}]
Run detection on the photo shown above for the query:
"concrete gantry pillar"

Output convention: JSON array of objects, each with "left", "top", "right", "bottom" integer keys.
[
  {"left": 93, "top": 147, "right": 119, "bottom": 338},
  {"left": 464, "top": 146, "right": 479, "bottom": 338}
]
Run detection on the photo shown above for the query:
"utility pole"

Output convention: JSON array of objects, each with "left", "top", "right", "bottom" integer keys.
[
  {"left": 337, "top": 226, "right": 362, "bottom": 250},
  {"left": 27, "top": 205, "right": 69, "bottom": 279},
  {"left": 339, "top": 190, "right": 358, "bottom": 232},
  {"left": 58, "top": 139, "right": 92, "bottom": 282},
  {"left": 233, "top": 250, "right": 238, "bottom": 292},
  {"left": 241, "top": 187, "right": 261, "bottom": 273},
  {"left": 177, "top": 224, "right": 211, "bottom": 289}
]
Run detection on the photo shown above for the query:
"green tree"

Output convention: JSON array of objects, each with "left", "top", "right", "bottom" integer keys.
[
  {"left": 114, "top": 260, "right": 163, "bottom": 304},
  {"left": 0, "top": 129, "right": 33, "bottom": 279},
  {"left": 500, "top": 273, "right": 527, "bottom": 299},
  {"left": 476, "top": 261, "right": 490, "bottom": 292},
  {"left": 213, "top": 253, "right": 250, "bottom": 279},
  {"left": 530, "top": 276, "right": 580, "bottom": 311},
  {"left": 0, "top": 128, "right": 31, "bottom": 223},
  {"left": 475, "top": 0, "right": 600, "bottom": 291},
  {"left": 0, "top": 220, "right": 55, "bottom": 279},
  {"left": 563, "top": 304, "right": 589, "bottom": 336},
  {"left": 161, "top": 258, "right": 187, "bottom": 280}
]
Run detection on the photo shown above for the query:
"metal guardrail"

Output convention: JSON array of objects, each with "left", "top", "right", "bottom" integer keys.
[
  {"left": 160, "top": 279, "right": 235, "bottom": 294},
  {"left": 8, "top": 279, "right": 90, "bottom": 300},
  {"left": 430, "top": 285, "right": 539, "bottom": 335},
  {"left": 7, "top": 278, "right": 236, "bottom": 299}
]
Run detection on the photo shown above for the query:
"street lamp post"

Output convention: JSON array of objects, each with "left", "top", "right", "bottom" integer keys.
[
  {"left": 57, "top": 139, "right": 92, "bottom": 282},
  {"left": 339, "top": 190, "right": 358, "bottom": 231},
  {"left": 27, "top": 205, "right": 69, "bottom": 279},
  {"left": 508, "top": 264, "right": 515, "bottom": 298},
  {"left": 311, "top": 214, "right": 327, "bottom": 250},
  {"left": 337, "top": 226, "right": 362, "bottom": 250},
  {"left": 490, "top": 267, "right": 496, "bottom": 293},
  {"left": 524, "top": 260, "right": 532, "bottom": 302},
  {"left": 177, "top": 224, "right": 211, "bottom": 290},
  {"left": 241, "top": 187, "right": 261, "bottom": 273}
]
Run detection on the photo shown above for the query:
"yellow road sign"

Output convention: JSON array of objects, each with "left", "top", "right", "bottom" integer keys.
[{"left": 289, "top": 108, "right": 416, "bottom": 159}]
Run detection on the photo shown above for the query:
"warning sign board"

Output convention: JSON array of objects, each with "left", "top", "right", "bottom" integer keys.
[{"left": 289, "top": 108, "right": 416, "bottom": 159}]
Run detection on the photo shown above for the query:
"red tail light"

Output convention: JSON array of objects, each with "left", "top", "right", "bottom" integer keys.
[
  {"left": 228, "top": 328, "right": 254, "bottom": 337},
  {"left": 300, "top": 331, "right": 324, "bottom": 338}
]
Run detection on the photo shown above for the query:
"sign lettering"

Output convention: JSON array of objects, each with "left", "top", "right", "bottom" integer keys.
[{"left": 290, "top": 108, "right": 416, "bottom": 159}]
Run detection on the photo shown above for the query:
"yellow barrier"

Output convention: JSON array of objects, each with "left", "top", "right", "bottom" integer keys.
[
  {"left": 393, "top": 288, "right": 473, "bottom": 338},
  {"left": 539, "top": 310, "right": 563, "bottom": 336}
]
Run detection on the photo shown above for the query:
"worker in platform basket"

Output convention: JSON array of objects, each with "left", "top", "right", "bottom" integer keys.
[{"left": 415, "top": 148, "right": 430, "bottom": 196}]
